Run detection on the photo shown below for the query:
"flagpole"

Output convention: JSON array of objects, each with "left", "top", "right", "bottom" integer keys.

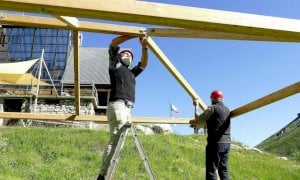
[
  {"left": 169, "top": 102, "right": 172, "bottom": 118},
  {"left": 169, "top": 100, "right": 173, "bottom": 118}
]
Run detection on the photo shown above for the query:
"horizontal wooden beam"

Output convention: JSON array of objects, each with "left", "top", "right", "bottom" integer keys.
[
  {"left": 0, "top": 14, "right": 146, "bottom": 36},
  {"left": 1, "top": 0, "right": 300, "bottom": 40},
  {"left": 147, "top": 36, "right": 207, "bottom": 111},
  {"left": 1, "top": 81, "right": 298, "bottom": 123},
  {"left": 231, "top": 82, "right": 300, "bottom": 118},
  {"left": 2, "top": 14, "right": 300, "bottom": 42},
  {"left": 0, "top": 112, "right": 190, "bottom": 124},
  {"left": 148, "top": 28, "right": 300, "bottom": 42}
]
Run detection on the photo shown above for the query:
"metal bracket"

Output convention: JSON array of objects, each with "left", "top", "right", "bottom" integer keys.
[
  {"left": 0, "top": 11, "right": 5, "bottom": 19},
  {"left": 139, "top": 28, "right": 147, "bottom": 35}
]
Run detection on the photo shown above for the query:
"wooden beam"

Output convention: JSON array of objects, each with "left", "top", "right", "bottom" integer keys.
[
  {"left": 0, "top": 112, "right": 190, "bottom": 124},
  {"left": 73, "top": 30, "right": 80, "bottom": 115},
  {"left": 0, "top": 14, "right": 146, "bottom": 36},
  {"left": 231, "top": 82, "right": 300, "bottom": 118},
  {"left": 147, "top": 36, "right": 207, "bottom": 111},
  {"left": 1, "top": 0, "right": 300, "bottom": 40},
  {"left": 148, "top": 28, "right": 300, "bottom": 42},
  {"left": 1, "top": 14, "right": 300, "bottom": 42},
  {"left": 55, "top": 16, "right": 79, "bottom": 28}
]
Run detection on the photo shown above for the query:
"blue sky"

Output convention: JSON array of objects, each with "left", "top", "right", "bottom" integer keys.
[{"left": 81, "top": 0, "right": 300, "bottom": 147}]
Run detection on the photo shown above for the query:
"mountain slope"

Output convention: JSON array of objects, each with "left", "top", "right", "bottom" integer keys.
[{"left": 256, "top": 113, "right": 300, "bottom": 161}]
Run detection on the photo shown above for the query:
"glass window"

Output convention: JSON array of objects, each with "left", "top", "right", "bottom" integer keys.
[
  {"left": 46, "top": 36, "right": 57, "bottom": 44},
  {"left": 3, "top": 27, "right": 70, "bottom": 80},
  {"left": 24, "top": 36, "right": 34, "bottom": 44},
  {"left": 47, "top": 29, "right": 58, "bottom": 36},
  {"left": 57, "top": 45, "right": 68, "bottom": 52},
  {"left": 23, "top": 44, "right": 32, "bottom": 52},
  {"left": 32, "top": 52, "right": 41, "bottom": 58},
  {"left": 10, "top": 35, "right": 21, "bottom": 44},
  {"left": 35, "top": 29, "right": 47, "bottom": 36},
  {"left": 24, "top": 28, "right": 35, "bottom": 36},
  {"left": 33, "top": 36, "right": 45, "bottom": 45},
  {"left": 32, "top": 45, "right": 44, "bottom": 53},
  {"left": 56, "top": 53, "right": 66, "bottom": 60}
]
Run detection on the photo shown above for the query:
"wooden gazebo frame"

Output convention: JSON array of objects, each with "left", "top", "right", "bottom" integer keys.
[{"left": 0, "top": 0, "right": 299, "bottom": 124}]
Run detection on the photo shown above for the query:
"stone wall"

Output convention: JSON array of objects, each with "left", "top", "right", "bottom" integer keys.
[
  {"left": 19, "top": 98, "right": 96, "bottom": 128},
  {"left": 23, "top": 99, "right": 95, "bottom": 115}
]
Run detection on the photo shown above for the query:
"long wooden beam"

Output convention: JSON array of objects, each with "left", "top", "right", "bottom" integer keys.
[
  {"left": 2, "top": 14, "right": 300, "bottom": 42},
  {"left": 147, "top": 36, "right": 207, "bottom": 111},
  {"left": 0, "top": 14, "right": 146, "bottom": 36},
  {"left": 0, "top": 112, "right": 190, "bottom": 124},
  {"left": 1, "top": 0, "right": 300, "bottom": 40},
  {"left": 0, "top": 82, "right": 298, "bottom": 123},
  {"left": 148, "top": 28, "right": 300, "bottom": 42},
  {"left": 231, "top": 82, "right": 300, "bottom": 118}
]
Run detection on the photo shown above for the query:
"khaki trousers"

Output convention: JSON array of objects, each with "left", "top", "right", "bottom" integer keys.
[{"left": 100, "top": 101, "right": 132, "bottom": 175}]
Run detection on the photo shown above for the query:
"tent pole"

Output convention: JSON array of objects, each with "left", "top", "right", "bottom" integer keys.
[
  {"left": 41, "top": 57, "right": 59, "bottom": 96},
  {"left": 33, "top": 49, "right": 44, "bottom": 113}
]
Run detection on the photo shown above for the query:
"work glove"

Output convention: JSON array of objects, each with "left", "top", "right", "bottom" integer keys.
[{"left": 189, "top": 119, "right": 198, "bottom": 128}]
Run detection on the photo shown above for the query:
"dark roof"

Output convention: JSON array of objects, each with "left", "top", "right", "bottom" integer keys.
[{"left": 61, "top": 47, "right": 109, "bottom": 85}]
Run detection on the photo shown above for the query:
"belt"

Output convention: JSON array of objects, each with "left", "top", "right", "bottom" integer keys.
[{"left": 110, "top": 99, "right": 133, "bottom": 107}]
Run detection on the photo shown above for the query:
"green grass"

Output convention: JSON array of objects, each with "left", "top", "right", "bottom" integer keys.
[
  {"left": 0, "top": 126, "right": 299, "bottom": 179},
  {"left": 257, "top": 123, "right": 300, "bottom": 161}
]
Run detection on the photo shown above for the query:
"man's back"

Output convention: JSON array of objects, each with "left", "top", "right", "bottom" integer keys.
[{"left": 207, "top": 101, "right": 231, "bottom": 144}]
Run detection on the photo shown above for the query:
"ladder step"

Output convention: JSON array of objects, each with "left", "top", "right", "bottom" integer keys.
[{"left": 106, "top": 124, "right": 156, "bottom": 180}]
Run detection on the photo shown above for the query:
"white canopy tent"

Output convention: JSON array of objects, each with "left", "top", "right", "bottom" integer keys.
[{"left": 0, "top": 58, "right": 39, "bottom": 74}]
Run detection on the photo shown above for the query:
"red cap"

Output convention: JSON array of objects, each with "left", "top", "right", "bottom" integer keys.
[
  {"left": 210, "top": 90, "right": 224, "bottom": 99},
  {"left": 120, "top": 50, "right": 134, "bottom": 60}
]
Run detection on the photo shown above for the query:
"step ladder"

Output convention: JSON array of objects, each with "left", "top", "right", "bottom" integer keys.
[{"left": 106, "top": 122, "right": 156, "bottom": 180}]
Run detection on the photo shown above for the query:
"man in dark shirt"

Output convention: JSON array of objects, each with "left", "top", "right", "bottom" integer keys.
[
  {"left": 97, "top": 35, "right": 148, "bottom": 179},
  {"left": 190, "top": 90, "right": 231, "bottom": 180}
]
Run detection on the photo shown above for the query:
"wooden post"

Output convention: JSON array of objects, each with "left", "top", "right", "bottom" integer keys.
[{"left": 73, "top": 30, "right": 80, "bottom": 115}]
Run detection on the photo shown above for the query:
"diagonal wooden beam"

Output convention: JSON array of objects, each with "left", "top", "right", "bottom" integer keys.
[
  {"left": 231, "top": 82, "right": 300, "bottom": 118},
  {"left": 148, "top": 28, "right": 300, "bottom": 42},
  {"left": 0, "top": 14, "right": 146, "bottom": 36},
  {"left": 55, "top": 16, "right": 79, "bottom": 28},
  {"left": 1, "top": 0, "right": 300, "bottom": 40},
  {"left": 0, "top": 112, "right": 190, "bottom": 124},
  {"left": 147, "top": 36, "right": 207, "bottom": 111}
]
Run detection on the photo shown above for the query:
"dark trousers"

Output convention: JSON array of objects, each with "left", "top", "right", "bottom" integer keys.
[{"left": 206, "top": 143, "right": 230, "bottom": 180}]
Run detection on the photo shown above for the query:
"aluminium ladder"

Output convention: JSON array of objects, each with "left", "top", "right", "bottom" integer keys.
[{"left": 106, "top": 122, "right": 155, "bottom": 180}]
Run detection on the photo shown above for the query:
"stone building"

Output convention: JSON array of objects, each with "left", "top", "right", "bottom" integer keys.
[{"left": 0, "top": 26, "right": 111, "bottom": 128}]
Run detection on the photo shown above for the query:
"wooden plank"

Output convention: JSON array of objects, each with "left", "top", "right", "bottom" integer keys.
[
  {"left": 1, "top": 0, "right": 300, "bottom": 40},
  {"left": 1, "top": 14, "right": 299, "bottom": 42},
  {"left": 148, "top": 28, "right": 300, "bottom": 42},
  {"left": 0, "top": 112, "right": 190, "bottom": 124},
  {"left": 0, "top": 14, "right": 146, "bottom": 36},
  {"left": 73, "top": 30, "right": 80, "bottom": 115},
  {"left": 147, "top": 36, "right": 207, "bottom": 111},
  {"left": 231, "top": 82, "right": 300, "bottom": 118}
]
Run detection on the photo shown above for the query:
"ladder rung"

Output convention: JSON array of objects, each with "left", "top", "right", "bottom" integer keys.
[{"left": 106, "top": 124, "right": 156, "bottom": 180}]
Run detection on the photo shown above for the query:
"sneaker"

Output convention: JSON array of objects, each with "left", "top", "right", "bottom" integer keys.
[{"left": 96, "top": 174, "right": 105, "bottom": 180}]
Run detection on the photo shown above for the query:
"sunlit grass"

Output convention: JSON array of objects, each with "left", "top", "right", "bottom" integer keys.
[{"left": 0, "top": 126, "right": 299, "bottom": 179}]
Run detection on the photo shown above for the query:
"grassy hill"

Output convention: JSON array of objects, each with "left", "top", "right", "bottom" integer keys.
[
  {"left": 256, "top": 114, "right": 300, "bottom": 161},
  {"left": 0, "top": 126, "right": 299, "bottom": 179}
]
